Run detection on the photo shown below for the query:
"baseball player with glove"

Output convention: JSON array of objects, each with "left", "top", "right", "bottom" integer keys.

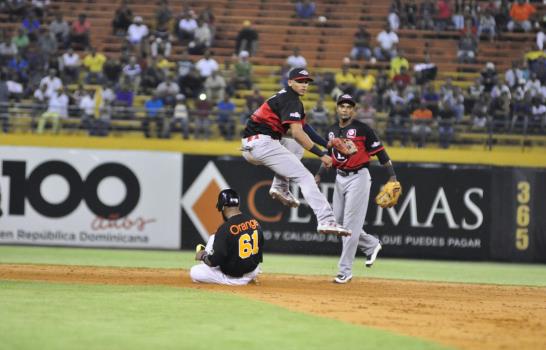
[
  {"left": 315, "top": 94, "right": 401, "bottom": 284},
  {"left": 190, "top": 189, "right": 264, "bottom": 285},
  {"left": 241, "top": 67, "right": 350, "bottom": 237}
]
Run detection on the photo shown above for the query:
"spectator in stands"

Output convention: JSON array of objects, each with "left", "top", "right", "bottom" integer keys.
[
  {"left": 388, "top": 5, "right": 401, "bottom": 31},
  {"left": 195, "top": 50, "right": 219, "bottom": 79},
  {"left": 32, "top": 82, "right": 48, "bottom": 119},
  {"left": 435, "top": 0, "right": 452, "bottom": 31},
  {"left": 156, "top": 53, "right": 175, "bottom": 76},
  {"left": 333, "top": 64, "right": 356, "bottom": 97},
  {"left": 452, "top": 0, "right": 465, "bottom": 30},
  {"left": 530, "top": 96, "right": 546, "bottom": 132},
  {"left": 419, "top": 0, "right": 436, "bottom": 30},
  {"left": 189, "top": 19, "right": 212, "bottom": 55},
  {"left": 194, "top": 95, "right": 213, "bottom": 139},
  {"left": 49, "top": 13, "right": 69, "bottom": 49},
  {"left": 83, "top": 48, "right": 106, "bottom": 84},
  {"left": 374, "top": 25, "right": 399, "bottom": 61},
  {"left": 166, "top": 94, "right": 189, "bottom": 139},
  {"left": 494, "top": 0, "right": 511, "bottom": 33},
  {"left": 470, "top": 93, "right": 488, "bottom": 131},
  {"left": 411, "top": 101, "right": 433, "bottom": 148},
  {"left": 295, "top": 0, "right": 316, "bottom": 20},
  {"left": 216, "top": 94, "right": 236, "bottom": 140},
  {"left": 61, "top": 48, "right": 80, "bottom": 84},
  {"left": 78, "top": 88, "right": 95, "bottom": 133},
  {"left": 36, "top": 26, "right": 57, "bottom": 62},
  {"left": 401, "top": 0, "right": 418, "bottom": 29},
  {"left": 12, "top": 28, "right": 30, "bottom": 55},
  {"left": 422, "top": 83, "right": 440, "bottom": 116},
  {"left": 121, "top": 55, "right": 142, "bottom": 93},
  {"left": 491, "top": 79, "right": 511, "bottom": 100},
  {"left": 69, "top": 13, "right": 91, "bottom": 49},
  {"left": 490, "top": 89, "right": 511, "bottom": 131},
  {"left": 392, "top": 66, "right": 412, "bottom": 90},
  {"left": 349, "top": 25, "right": 372, "bottom": 61},
  {"left": 354, "top": 68, "right": 375, "bottom": 100},
  {"left": 286, "top": 47, "right": 307, "bottom": 69},
  {"left": 6, "top": 0, "right": 28, "bottom": 21},
  {"left": 39, "top": 68, "right": 62, "bottom": 98},
  {"left": 36, "top": 86, "right": 69, "bottom": 134},
  {"left": 149, "top": 32, "right": 172, "bottom": 59},
  {"left": 142, "top": 93, "right": 164, "bottom": 138},
  {"left": 93, "top": 99, "right": 112, "bottom": 137},
  {"left": 127, "top": 16, "right": 149, "bottom": 54},
  {"left": 437, "top": 102, "right": 455, "bottom": 148},
  {"left": 176, "top": 50, "right": 193, "bottom": 80},
  {"left": 139, "top": 58, "right": 161, "bottom": 94},
  {"left": 356, "top": 96, "right": 377, "bottom": 127},
  {"left": 113, "top": 81, "right": 134, "bottom": 120},
  {"left": 389, "top": 49, "right": 409, "bottom": 78},
  {"left": 155, "top": 74, "right": 179, "bottom": 106},
  {"left": 179, "top": 67, "right": 203, "bottom": 99},
  {"left": 478, "top": 10, "right": 497, "bottom": 41},
  {"left": 308, "top": 98, "right": 330, "bottom": 136},
  {"left": 112, "top": 0, "right": 133, "bottom": 36},
  {"left": 230, "top": 50, "right": 253, "bottom": 92},
  {"left": 480, "top": 62, "right": 498, "bottom": 92},
  {"left": 457, "top": 31, "right": 477, "bottom": 64},
  {"left": 155, "top": 0, "right": 173, "bottom": 30},
  {"left": 414, "top": 54, "right": 437, "bottom": 85},
  {"left": 386, "top": 99, "right": 410, "bottom": 146},
  {"left": 103, "top": 55, "right": 122, "bottom": 85},
  {"left": 235, "top": 20, "right": 258, "bottom": 56},
  {"left": 507, "top": 0, "right": 536, "bottom": 33},
  {"left": 21, "top": 12, "right": 40, "bottom": 41},
  {"left": 7, "top": 52, "right": 28, "bottom": 84},
  {"left": 176, "top": 12, "right": 197, "bottom": 42},
  {"left": 0, "top": 36, "right": 18, "bottom": 66},
  {"left": 242, "top": 88, "right": 264, "bottom": 123},
  {"left": 199, "top": 5, "right": 216, "bottom": 37},
  {"left": 31, "top": 0, "right": 51, "bottom": 19},
  {"left": 204, "top": 70, "right": 226, "bottom": 104},
  {"left": 505, "top": 60, "right": 526, "bottom": 89},
  {"left": 537, "top": 26, "right": 546, "bottom": 51}
]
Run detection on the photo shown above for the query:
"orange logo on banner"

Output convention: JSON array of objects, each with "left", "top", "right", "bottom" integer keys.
[
  {"left": 192, "top": 181, "right": 223, "bottom": 235},
  {"left": 248, "top": 180, "right": 282, "bottom": 223}
]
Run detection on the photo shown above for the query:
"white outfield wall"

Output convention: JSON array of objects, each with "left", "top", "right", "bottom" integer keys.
[{"left": 0, "top": 146, "right": 182, "bottom": 249}]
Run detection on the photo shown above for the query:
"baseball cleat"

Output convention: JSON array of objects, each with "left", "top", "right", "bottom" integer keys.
[
  {"left": 333, "top": 273, "right": 353, "bottom": 284},
  {"left": 269, "top": 188, "right": 300, "bottom": 208},
  {"left": 317, "top": 222, "right": 352, "bottom": 236},
  {"left": 365, "top": 243, "right": 382, "bottom": 268}
]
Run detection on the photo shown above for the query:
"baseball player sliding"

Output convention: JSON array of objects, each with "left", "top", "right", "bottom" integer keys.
[
  {"left": 190, "top": 189, "right": 264, "bottom": 285},
  {"left": 316, "top": 94, "right": 400, "bottom": 284},
  {"left": 241, "top": 67, "right": 350, "bottom": 237}
]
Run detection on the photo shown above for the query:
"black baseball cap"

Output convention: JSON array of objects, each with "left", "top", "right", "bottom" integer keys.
[
  {"left": 337, "top": 94, "right": 356, "bottom": 106},
  {"left": 288, "top": 67, "right": 313, "bottom": 82}
]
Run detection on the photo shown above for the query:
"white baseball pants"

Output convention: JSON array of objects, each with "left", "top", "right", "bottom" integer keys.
[
  {"left": 190, "top": 235, "right": 260, "bottom": 285},
  {"left": 241, "top": 135, "right": 336, "bottom": 223}
]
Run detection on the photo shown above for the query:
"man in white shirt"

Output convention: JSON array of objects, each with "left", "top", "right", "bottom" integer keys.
[
  {"left": 127, "top": 16, "right": 149, "bottom": 47},
  {"left": 61, "top": 48, "right": 81, "bottom": 84},
  {"left": 374, "top": 26, "right": 399, "bottom": 61},
  {"left": 195, "top": 50, "right": 218, "bottom": 79},
  {"left": 177, "top": 13, "right": 197, "bottom": 41},
  {"left": 36, "top": 87, "right": 69, "bottom": 134},
  {"left": 78, "top": 89, "right": 95, "bottom": 133},
  {"left": 39, "top": 69, "right": 63, "bottom": 98},
  {"left": 122, "top": 56, "right": 142, "bottom": 92},
  {"left": 286, "top": 47, "right": 307, "bottom": 69}
]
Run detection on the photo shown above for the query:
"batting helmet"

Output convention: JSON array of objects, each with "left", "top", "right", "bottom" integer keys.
[{"left": 216, "top": 189, "right": 240, "bottom": 211}]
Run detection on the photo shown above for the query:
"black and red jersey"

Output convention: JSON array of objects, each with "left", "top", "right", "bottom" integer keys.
[
  {"left": 325, "top": 120, "right": 384, "bottom": 170},
  {"left": 243, "top": 86, "right": 305, "bottom": 139},
  {"left": 208, "top": 213, "right": 264, "bottom": 277}
]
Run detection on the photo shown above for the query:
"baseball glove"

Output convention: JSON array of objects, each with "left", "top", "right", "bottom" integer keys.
[
  {"left": 328, "top": 138, "right": 357, "bottom": 155},
  {"left": 375, "top": 181, "right": 402, "bottom": 208}
]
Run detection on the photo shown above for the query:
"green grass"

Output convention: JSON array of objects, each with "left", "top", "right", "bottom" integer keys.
[
  {"left": 0, "top": 280, "right": 450, "bottom": 350},
  {"left": 1, "top": 246, "right": 546, "bottom": 286}
]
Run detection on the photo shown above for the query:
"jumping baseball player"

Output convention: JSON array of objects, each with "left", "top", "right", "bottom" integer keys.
[
  {"left": 241, "top": 67, "right": 350, "bottom": 236},
  {"left": 316, "top": 94, "right": 397, "bottom": 284},
  {"left": 190, "top": 189, "right": 264, "bottom": 285}
]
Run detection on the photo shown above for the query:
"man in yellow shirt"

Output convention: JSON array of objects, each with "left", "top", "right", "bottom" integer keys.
[
  {"left": 334, "top": 65, "right": 356, "bottom": 96},
  {"left": 83, "top": 47, "right": 106, "bottom": 83},
  {"left": 389, "top": 50, "right": 409, "bottom": 78},
  {"left": 354, "top": 68, "right": 375, "bottom": 98}
]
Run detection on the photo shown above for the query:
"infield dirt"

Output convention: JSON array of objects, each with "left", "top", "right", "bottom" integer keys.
[{"left": 1, "top": 264, "right": 545, "bottom": 350}]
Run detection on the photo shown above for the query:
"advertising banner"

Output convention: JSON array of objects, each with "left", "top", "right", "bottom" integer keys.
[
  {"left": 181, "top": 156, "right": 494, "bottom": 260},
  {"left": 0, "top": 146, "right": 182, "bottom": 249}
]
